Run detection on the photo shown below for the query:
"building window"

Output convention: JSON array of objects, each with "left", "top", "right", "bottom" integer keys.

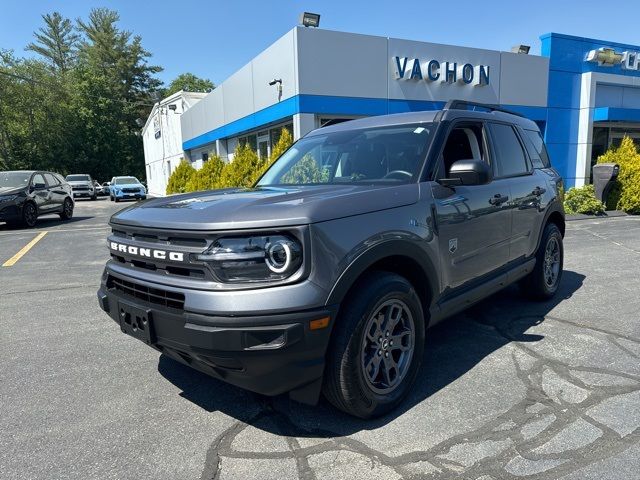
[{"left": 202, "top": 152, "right": 208, "bottom": 162}]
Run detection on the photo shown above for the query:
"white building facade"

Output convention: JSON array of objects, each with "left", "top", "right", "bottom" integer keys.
[
  {"left": 143, "top": 27, "right": 640, "bottom": 195},
  {"left": 142, "top": 91, "right": 206, "bottom": 197}
]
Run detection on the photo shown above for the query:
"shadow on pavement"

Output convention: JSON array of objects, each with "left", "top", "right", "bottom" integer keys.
[
  {"left": 158, "top": 270, "right": 586, "bottom": 437},
  {"left": 0, "top": 215, "right": 94, "bottom": 231}
]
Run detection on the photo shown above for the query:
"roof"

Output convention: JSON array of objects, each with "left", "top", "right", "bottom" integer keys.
[{"left": 307, "top": 106, "right": 538, "bottom": 137}]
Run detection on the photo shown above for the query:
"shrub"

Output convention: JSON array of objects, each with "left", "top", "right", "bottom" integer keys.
[
  {"left": 218, "top": 143, "right": 262, "bottom": 188},
  {"left": 597, "top": 136, "right": 640, "bottom": 213},
  {"left": 281, "top": 153, "right": 330, "bottom": 184},
  {"left": 166, "top": 159, "right": 195, "bottom": 195},
  {"left": 563, "top": 184, "right": 605, "bottom": 215},
  {"left": 186, "top": 155, "right": 224, "bottom": 192},
  {"left": 250, "top": 128, "right": 294, "bottom": 185}
]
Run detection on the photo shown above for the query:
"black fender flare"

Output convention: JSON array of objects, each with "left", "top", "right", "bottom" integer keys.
[
  {"left": 535, "top": 203, "right": 565, "bottom": 253},
  {"left": 325, "top": 239, "right": 439, "bottom": 313}
]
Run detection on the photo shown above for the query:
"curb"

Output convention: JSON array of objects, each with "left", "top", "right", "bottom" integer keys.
[{"left": 566, "top": 210, "right": 628, "bottom": 222}]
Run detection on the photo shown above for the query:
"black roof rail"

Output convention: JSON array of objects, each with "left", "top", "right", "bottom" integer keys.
[{"left": 443, "top": 100, "right": 525, "bottom": 118}]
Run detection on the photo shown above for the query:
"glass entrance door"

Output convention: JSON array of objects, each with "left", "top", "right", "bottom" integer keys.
[{"left": 257, "top": 133, "right": 269, "bottom": 159}]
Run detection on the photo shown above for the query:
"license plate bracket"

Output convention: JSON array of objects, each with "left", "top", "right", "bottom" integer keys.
[{"left": 118, "top": 300, "right": 154, "bottom": 345}]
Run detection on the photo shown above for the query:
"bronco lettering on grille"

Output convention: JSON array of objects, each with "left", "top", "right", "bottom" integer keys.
[{"left": 109, "top": 241, "right": 185, "bottom": 262}]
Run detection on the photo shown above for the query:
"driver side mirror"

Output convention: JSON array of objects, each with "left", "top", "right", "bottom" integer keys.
[{"left": 438, "top": 159, "right": 492, "bottom": 187}]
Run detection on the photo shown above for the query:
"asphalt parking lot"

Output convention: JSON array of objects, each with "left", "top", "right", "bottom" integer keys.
[{"left": 1, "top": 199, "right": 639, "bottom": 480}]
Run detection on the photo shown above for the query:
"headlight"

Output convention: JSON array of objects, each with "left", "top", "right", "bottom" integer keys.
[
  {"left": 197, "top": 234, "right": 302, "bottom": 283},
  {"left": 0, "top": 194, "right": 18, "bottom": 202}
]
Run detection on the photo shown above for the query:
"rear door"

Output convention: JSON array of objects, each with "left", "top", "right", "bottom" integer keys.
[
  {"left": 431, "top": 121, "right": 511, "bottom": 290},
  {"left": 487, "top": 123, "right": 543, "bottom": 261}
]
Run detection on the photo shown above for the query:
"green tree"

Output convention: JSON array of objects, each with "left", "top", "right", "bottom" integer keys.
[
  {"left": 166, "top": 159, "right": 195, "bottom": 194},
  {"left": 164, "top": 72, "right": 214, "bottom": 96},
  {"left": 281, "top": 154, "right": 329, "bottom": 184},
  {"left": 218, "top": 143, "right": 261, "bottom": 188},
  {"left": 186, "top": 155, "right": 225, "bottom": 191},
  {"left": 597, "top": 136, "right": 640, "bottom": 213},
  {"left": 74, "top": 7, "right": 162, "bottom": 180},
  {"left": 26, "top": 12, "right": 79, "bottom": 72}
]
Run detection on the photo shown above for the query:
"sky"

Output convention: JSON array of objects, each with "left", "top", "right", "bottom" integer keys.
[{"left": 1, "top": 0, "right": 639, "bottom": 87}]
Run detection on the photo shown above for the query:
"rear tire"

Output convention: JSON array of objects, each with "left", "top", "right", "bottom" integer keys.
[
  {"left": 22, "top": 202, "right": 38, "bottom": 228},
  {"left": 59, "top": 197, "right": 74, "bottom": 220},
  {"left": 521, "top": 223, "right": 563, "bottom": 300},
  {"left": 323, "top": 272, "right": 425, "bottom": 419}
]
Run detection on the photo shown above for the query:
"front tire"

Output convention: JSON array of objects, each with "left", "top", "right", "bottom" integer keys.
[
  {"left": 521, "top": 223, "right": 563, "bottom": 300},
  {"left": 22, "top": 202, "right": 38, "bottom": 227},
  {"left": 323, "top": 272, "right": 425, "bottom": 419},
  {"left": 59, "top": 198, "right": 74, "bottom": 220}
]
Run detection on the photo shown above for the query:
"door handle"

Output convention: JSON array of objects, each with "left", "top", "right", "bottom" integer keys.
[
  {"left": 489, "top": 194, "right": 509, "bottom": 206},
  {"left": 531, "top": 186, "right": 547, "bottom": 196}
]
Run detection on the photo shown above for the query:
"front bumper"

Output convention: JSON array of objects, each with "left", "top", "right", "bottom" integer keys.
[
  {"left": 73, "top": 190, "right": 95, "bottom": 198},
  {"left": 97, "top": 272, "right": 336, "bottom": 403},
  {"left": 0, "top": 202, "right": 22, "bottom": 222},
  {"left": 113, "top": 191, "right": 146, "bottom": 199}
]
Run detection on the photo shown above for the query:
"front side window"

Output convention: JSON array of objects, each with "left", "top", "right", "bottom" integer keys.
[
  {"left": 258, "top": 124, "right": 434, "bottom": 186},
  {"left": 32, "top": 173, "right": 46, "bottom": 187},
  {"left": 489, "top": 123, "right": 529, "bottom": 177},
  {"left": 438, "top": 123, "right": 488, "bottom": 178}
]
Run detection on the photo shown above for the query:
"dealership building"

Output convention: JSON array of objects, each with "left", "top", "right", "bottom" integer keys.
[{"left": 144, "top": 26, "right": 640, "bottom": 194}]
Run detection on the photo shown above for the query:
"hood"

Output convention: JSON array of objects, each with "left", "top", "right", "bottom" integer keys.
[
  {"left": 110, "top": 184, "right": 419, "bottom": 230},
  {"left": 0, "top": 186, "right": 26, "bottom": 196}
]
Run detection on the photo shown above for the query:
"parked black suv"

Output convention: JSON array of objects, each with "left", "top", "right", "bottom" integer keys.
[
  {"left": 0, "top": 170, "right": 74, "bottom": 227},
  {"left": 97, "top": 101, "right": 565, "bottom": 418}
]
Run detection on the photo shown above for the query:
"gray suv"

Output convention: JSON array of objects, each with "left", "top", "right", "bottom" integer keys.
[{"left": 97, "top": 101, "right": 565, "bottom": 418}]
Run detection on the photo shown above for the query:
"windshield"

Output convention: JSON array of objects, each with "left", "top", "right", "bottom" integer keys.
[
  {"left": 66, "top": 175, "right": 90, "bottom": 182},
  {"left": 114, "top": 177, "right": 140, "bottom": 185},
  {"left": 258, "top": 123, "right": 434, "bottom": 186},
  {"left": 0, "top": 171, "right": 31, "bottom": 189}
]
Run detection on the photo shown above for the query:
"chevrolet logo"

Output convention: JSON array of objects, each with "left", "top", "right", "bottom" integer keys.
[{"left": 586, "top": 47, "right": 623, "bottom": 66}]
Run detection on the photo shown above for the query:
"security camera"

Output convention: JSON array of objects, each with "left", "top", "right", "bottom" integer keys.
[{"left": 268, "top": 79, "right": 282, "bottom": 86}]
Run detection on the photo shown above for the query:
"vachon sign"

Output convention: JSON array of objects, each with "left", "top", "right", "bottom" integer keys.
[{"left": 392, "top": 56, "right": 490, "bottom": 86}]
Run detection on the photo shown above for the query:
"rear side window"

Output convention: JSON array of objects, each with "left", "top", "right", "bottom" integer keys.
[
  {"left": 55, "top": 174, "right": 66, "bottom": 184},
  {"left": 489, "top": 123, "right": 529, "bottom": 177},
  {"left": 522, "top": 129, "right": 551, "bottom": 168},
  {"left": 44, "top": 173, "right": 59, "bottom": 186}
]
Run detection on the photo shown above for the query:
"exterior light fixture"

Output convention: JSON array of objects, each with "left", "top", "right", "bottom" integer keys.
[
  {"left": 168, "top": 104, "right": 177, "bottom": 111},
  {"left": 511, "top": 44, "right": 531, "bottom": 54},
  {"left": 300, "top": 12, "right": 320, "bottom": 28},
  {"left": 268, "top": 79, "right": 283, "bottom": 101}
]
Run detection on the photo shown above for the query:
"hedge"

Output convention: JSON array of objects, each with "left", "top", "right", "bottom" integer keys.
[
  {"left": 597, "top": 136, "right": 640, "bottom": 213},
  {"left": 165, "top": 127, "right": 293, "bottom": 195},
  {"left": 563, "top": 184, "right": 605, "bottom": 215}
]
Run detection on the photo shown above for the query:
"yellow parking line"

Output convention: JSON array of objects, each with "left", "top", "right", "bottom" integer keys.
[{"left": 2, "top": 231, "right": 48, "bottom": 267}]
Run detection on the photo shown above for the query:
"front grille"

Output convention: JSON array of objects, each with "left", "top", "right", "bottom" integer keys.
[
  {"left": 109, "top": 226, "right": 212, "bottom": 281},
  {"left": 72, "top": 186, "right": 89, "bottom": 191},
  {"left": 107, "top": 275, "right": 185, "bottom": 310},
  {"left": 122, "top": 188, "right": 140, "bottom": 193}
]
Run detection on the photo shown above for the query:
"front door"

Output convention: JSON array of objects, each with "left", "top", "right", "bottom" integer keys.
[
  {"left": 431, "top": 122, "right": 511, "bottom": 290},
  {"left": 30, "top": 173, "right": 50, "bottom": 212}
]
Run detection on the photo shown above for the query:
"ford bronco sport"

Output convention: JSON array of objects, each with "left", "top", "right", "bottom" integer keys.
[{"left": 97, "top": 100, "right": 565, "bottom": 418}]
